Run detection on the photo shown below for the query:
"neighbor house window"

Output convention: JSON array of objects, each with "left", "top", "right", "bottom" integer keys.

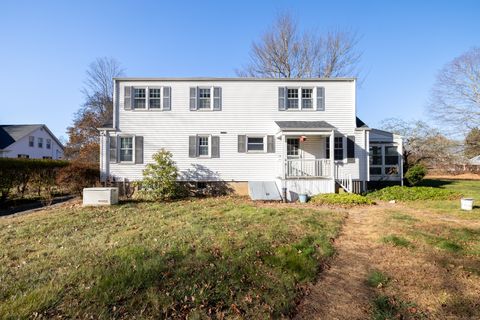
[
  {"left": 18, "top": 154, "right": 29, "bottom": 159},
  {"left": 247, "top": 137, "right": 265, "bottom": 152},
  {"left": 43, "top": 156, "right": 52, "bottom": 159},
  {"left": 334, "top": 137, "right": 343, "bottom": 160},
  {"left": 29, "top": 136, "right": 34, "bottom": 147},
  {"left": 149, "top": 88, "right": 161, "bottom": 109},
  {"left": 46, "top": 139, "right": 51, "bottom": 149},
  {"left": 286, "top": 88, "right": 299, "bottom": 109},
  {"left": 119, "top": 137, "right": 133, "bottom": 162},
  {"left": 198, "top": 88, "right": 211, "bottom": 110},
  {"left": 301, "top": 88, "right": 313, "bottom": 109},
  {"left": 133, "top": 88, "right": 146, "bottom": 109},
  {"left": 38, "top": 137, "right": 43, "bottom": 148},
  {"left": 287, "top": 138, "right": 300, "bottom": 157},
  {"left": 198, "top": 136, "right": 210, "bottom": 156}
]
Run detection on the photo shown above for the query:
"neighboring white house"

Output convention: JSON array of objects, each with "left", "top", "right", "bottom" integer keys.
[
  {"left": 98, "top": 78, "right": 403, "bottom": 198},
  {"left": 0, "top": 124, "right": 64, "bottom": 160},
  {"left": 469, "top": 155, "right": 480, "bottom": 165}
]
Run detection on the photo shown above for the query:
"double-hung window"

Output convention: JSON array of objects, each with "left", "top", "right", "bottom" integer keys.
[
  {"left": 198, "top": 88, "right": 211, "bottom": 110},
  {"left": 46, "top": 139, "right": 51, "bottom": 149},
  {"left": 286, "top": 88, "right": 299, "bottom": 109},
  {"left": 119, "top": 137, "right": 133, "bottom": 162},
  {"left": 149, "top": 88, "right": 161, "bottom": 109},
  {"left": 334, "top": 137, "right": 343, "bottom": 160},
  {"left": 134, "top": 88, "right": 146, "bottom": 109},
  {"left": 198, "top": 136, "right": 210, "bottom": 156},
  {"left": 301, "top": 88, "right": 313, "bottom": 109},
  {"left": 29, "top": 136, "right": 34, "bottom": 147},
  {"left": 38, "top": 137, "right": 43, "bottom": 148},
  {"left": 247, "top": 137, "right": 265, "bottom": 152}
]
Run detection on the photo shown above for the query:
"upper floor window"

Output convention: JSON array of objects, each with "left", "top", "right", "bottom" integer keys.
[
  {"left": 29, "top": 136, "right": 34, "bottom": 147},
  {"left": 134, "top": 88, "right": 146, "bottom": 109},
  {"left": 149, "top": 88, "right": 161, "bottom": 109},
  {"left": 286, "top": 88, "right": 299, "bottom": 109},
  {"left": 279, "top": 87, "right": 325, "bottom": 111},
  {"left": 46, "top": 139, "right": 51, "bottom": 149},
  {"left": 302, "top": 88, "right": 313, "bottom": 109},
  {"left": 119, "top": 137, "right": 133, "bottom": 162},
  {"left": 198, "top": 88, "right": 211, "bottom": 110},
  {"left": 38, "top": 137, "right": 43, "bottom": 148}
]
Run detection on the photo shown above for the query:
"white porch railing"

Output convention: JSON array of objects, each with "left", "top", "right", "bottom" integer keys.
[
  {"left": 334, "top": 164, "right": 353, "bottom": 193},
  {"left": 285, "top": 159, "right": 331, "bottom": 178}
]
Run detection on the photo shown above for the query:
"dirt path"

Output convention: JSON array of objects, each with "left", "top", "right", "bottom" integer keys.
[{"left": 295, "top": 207, "right": 379, "bottom": 319}]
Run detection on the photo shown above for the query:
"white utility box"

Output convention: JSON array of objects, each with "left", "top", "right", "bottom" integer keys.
[{"left": 83, "top": 187, "right": 119, "bottom": 206}]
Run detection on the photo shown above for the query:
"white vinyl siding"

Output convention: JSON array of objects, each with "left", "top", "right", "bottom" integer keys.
[{"left": 110, "top": 79, "right": 359, "bottom": 182}]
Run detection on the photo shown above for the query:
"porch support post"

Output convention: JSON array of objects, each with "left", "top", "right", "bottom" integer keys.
[
  {"left": 281, "top": 134, "right": 286, "bottom": 179},
  {"left": 329, "top": 130, "right": 335, "bottom": 179}
]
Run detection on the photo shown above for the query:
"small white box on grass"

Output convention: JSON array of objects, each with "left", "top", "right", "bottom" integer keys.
[
  {"left": 460, "top": 198, "right": 474, "bottom": 211},
  {"left": 83, "top": 188, "right": 119, "bottom": 206}
]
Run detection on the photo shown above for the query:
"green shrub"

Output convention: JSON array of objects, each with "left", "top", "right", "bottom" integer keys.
[
  {"left": 310, "top": 193, "right": 375, "bottom": 206},
  {"left": 367, "top": 186, "right": 461, "bottom": 201},
  {"left": 135, "top": 149, "right": 182, "bottom": 201},
  {"left": 405, "top": 164, "right": 427, "bottom": 186}
]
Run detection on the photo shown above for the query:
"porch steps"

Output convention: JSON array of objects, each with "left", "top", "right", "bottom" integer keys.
[{"left": 248, "top": 181, "right": 282, "bottom": 201}]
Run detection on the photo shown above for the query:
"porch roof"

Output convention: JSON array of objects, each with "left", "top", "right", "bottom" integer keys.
[{"left": 275, "top": 121, "right": 335, "bottom": 132}]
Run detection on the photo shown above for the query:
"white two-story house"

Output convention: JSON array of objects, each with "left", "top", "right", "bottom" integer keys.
[{"left": 98, "top": 78, "right": 402, "bottom": 199}]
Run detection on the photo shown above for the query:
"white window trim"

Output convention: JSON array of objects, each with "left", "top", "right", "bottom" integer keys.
[
  {"left": 197, "top": 134, "right": 212, "bottom": 158},
  {"left": 131, "top": 87, "right": 165, "bottom": 111},
  {"left": 284, "top": 87, "right": 317, "bottom": 111},
  {"left": 246, "top": 135, "right": 267, "bottom": 153},
  {"left": 197, "top": 86, "right": 214, "bottom": 111},
  {"left": 118, "top": 135, "right": 135, "bottom": 164}
]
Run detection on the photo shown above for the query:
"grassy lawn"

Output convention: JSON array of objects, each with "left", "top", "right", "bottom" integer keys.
[
  {"left": 0, "top": 197, "right": 344, "bottom": 319},
  {"left": 369, "top": 179, "right": 480, "bottom": 318}
]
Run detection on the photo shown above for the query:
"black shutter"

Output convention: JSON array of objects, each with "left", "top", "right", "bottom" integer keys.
[
  {"left": 238, "top": 135, "right": 246, "bottom": 153},
  {"left": 189, "top": 136, "right": 197, "bottom": 157},
  {"left": 124, "top": 86, "right": 132, "bottom": 110},
  {"left": 316, "top": 87, "right": 325, "bottom": 111},
  {"left": 163, "top": 87, "right": 171, "bottom": 111},
  {"left": 347, "top": 136, "right": 355, "bottom": 163},
  {"left": 135, "top": 136, "right": 143, "bottom": 164},
  {"left": 211, "top": 136, "right": 220, "bottom": 158},
  {"left": 278, "top": 87, "right": 286, "bottom": 111},
  {"left": 267, "top": 135, "right": 275, "bottom": 153},
  {"left": 325, "top": 137, "right": 330, "bottom": 159},
  {"left": 109, "top": 135, "right": 117, "bottom": 163}
]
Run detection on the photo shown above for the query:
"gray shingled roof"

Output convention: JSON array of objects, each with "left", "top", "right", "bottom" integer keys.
[
  {"left": 356, "top": 117, "right": 369, "bottom": 129},
  {"left": 275, "top": 121, "right": 335, "bottom": 130},
  {"left": 0, "top": 124, "right": 64, "bottom": 150},
  {"left": 0, "top": 124, "right": 43, "bottom": 149}
]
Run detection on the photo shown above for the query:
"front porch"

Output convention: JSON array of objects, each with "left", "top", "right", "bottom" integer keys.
[{"left": 275, "top": 121, "right": 353, "bottom": 195}]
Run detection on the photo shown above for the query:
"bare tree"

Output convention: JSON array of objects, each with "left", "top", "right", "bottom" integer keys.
[
  {"left": 428, "top": 47, "right": 480, "bottom": 135},
  {"left": 237, "top": 13, "right": 361, "bottom": 78},
  {"left": 381, "top": 118, "right": 462, "bottom": 171},
  {"left": 65, "top": 57, "right": 125, "bottom": 163}
]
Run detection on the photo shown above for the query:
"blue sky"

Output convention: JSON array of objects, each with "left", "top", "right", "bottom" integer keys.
[{"left": 1, "top": 0, "right": 479, "bottom": 139}]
